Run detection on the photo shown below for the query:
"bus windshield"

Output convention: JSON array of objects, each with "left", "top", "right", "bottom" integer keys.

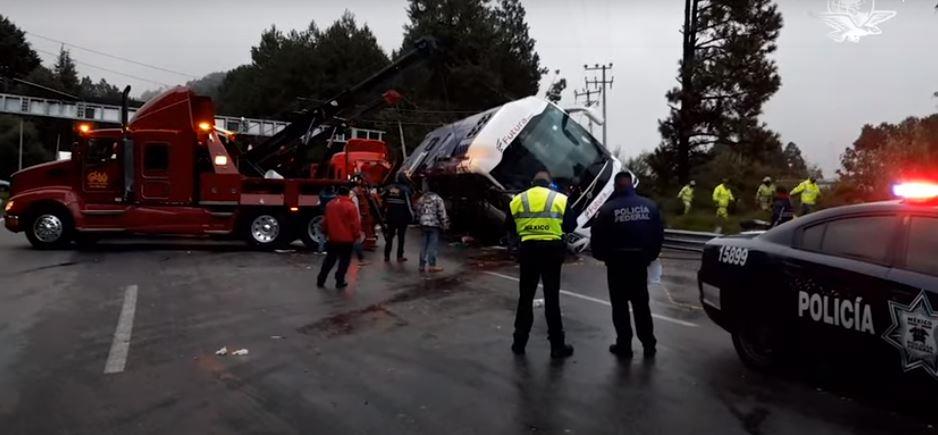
[{"left": 490, "top": 105, "right": 608, "bottom": 193}]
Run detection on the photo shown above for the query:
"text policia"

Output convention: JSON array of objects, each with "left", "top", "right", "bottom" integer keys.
[{"left": 798, "top": 291, "right": 875, "bottom": 335}]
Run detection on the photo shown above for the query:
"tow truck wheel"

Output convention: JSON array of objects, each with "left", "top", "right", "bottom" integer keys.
[
  {"left": 299, "top": 213, "right": 326, "bottom": 251},
  {"left": 244, "top": 211, "right": 289, "bottom": 249},
  {"left": 25, "top": 208, "right": 72, "bottom": 249},
  {"left": 731, "top": 317, "right": 786, "bottom": 371}
]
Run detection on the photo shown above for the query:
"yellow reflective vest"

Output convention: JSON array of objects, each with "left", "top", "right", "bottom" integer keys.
[
  {"left": 756, "top": 183, "right": 775, "bottom": 202},
  {"left": 712, "top": 184, "right": 734, "bottom": 207},
  {"left": 791, "top": 180, "right": 821, "bottom": 205},
  {"left": 510, "top": 186, "right": 567, "bottom": 241},
  {"left": 677, "top": 185, "right": 695, "bottom": 202}
]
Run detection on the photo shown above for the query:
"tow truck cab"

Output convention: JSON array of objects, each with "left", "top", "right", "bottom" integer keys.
[{"left": 3, "top": 87, "right": 374, "bottom": 249}]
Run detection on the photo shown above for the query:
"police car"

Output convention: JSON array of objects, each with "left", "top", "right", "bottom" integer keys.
[{"left": 698, "top": 182, "right": 938, "bottom": 382}]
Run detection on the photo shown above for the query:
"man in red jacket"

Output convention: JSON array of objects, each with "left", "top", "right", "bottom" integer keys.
[{"left": 318, "top": 186, "right": 362, "bottom": 288}]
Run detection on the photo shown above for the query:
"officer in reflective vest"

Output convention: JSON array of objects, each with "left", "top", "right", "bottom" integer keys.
[
  {"left": 506, "top": 170, "right": 575, "bottom": 359},
  {"left": 791, "top": 177, "right": 821, "bottom": 215}
]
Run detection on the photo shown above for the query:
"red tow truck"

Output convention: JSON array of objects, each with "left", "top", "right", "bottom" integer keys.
[{"left": 3, "top": 39, "right": 435, "bottom": 249}]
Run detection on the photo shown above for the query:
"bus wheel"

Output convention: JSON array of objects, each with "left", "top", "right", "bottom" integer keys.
[
  {"left": 245, "top": 211, "right": 289, "bottom": 249},
  {"left": 26, "top": 208, "right": 73, "bottom": 249},
  {"left": 299, "top": 213, "right": 326, "bottom": 251}
]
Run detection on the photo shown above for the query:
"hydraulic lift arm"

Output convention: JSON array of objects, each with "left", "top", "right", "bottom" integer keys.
[{"left": 243, "top": 37, "right": 437, "bottom": 177}]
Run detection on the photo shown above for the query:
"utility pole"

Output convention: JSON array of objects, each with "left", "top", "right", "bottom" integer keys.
[
  {"left": 18, "top": 118, "right": 24, "bottom": 170},
  {"left": 584, "top": 63, "right": 614, "bottom": 146},
  {"left": 573, "top": 86, "right": 600, "bottom": 135}
]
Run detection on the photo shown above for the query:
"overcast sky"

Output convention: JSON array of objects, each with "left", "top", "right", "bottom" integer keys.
[{"left": 6, "top": 0, "right": 937, "bottom": 175}]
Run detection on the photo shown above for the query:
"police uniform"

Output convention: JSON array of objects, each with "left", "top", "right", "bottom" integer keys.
[
  {"left": 381, "top": 181, "right": 414, "bottom": 261},
  {"left": 712, "top": 183, "right": 735, "bottom": 220},
  {"left": 791, "top": 179, "right": 821, "bottom": 215},
  {"left": 590, "top": 186, "right": 664, "bottom": 356},
  {"left": 507, "top": 180, "right": 575, "bottom": 357}
]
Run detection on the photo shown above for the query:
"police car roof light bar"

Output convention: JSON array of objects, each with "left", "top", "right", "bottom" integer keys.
[{"left": 893, "top": 182, "right": 938, "bottom": 201}]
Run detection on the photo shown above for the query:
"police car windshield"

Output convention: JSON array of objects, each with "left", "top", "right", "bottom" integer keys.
[{"left": 490, "top": 106, "right": 608, "bottom": 193}]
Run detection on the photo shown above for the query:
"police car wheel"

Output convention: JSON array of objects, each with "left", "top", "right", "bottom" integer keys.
[{"left": 731, "top": 319, "right": 785, "bottom": 371}]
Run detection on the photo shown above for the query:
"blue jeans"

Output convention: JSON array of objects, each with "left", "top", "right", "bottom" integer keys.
[{"left": 419, "top": 226, "right": 440, "bottom": 268}]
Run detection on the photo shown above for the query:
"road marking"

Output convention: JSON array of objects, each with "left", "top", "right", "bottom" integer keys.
[
  {"left": 483, "top": 271, "right": 698, "bottom": 328},
  {"left": 104, "top": 284, "right": 138, "bottom": 374}
]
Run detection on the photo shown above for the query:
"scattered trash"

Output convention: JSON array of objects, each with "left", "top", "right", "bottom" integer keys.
[
  {"left": 533, "top": 298, "right": 545, "bottom": 308},
  {"left": 270, "top": 335, "right": 285, "bottom": 340},
  {"left": 232, "top": 349, "right": 250, "bottom": 356},
  {"left": 215, "top": 346, "right": 228, "bottom": 356}
]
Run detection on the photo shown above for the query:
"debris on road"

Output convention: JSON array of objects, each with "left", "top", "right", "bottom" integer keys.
[
  {"left": 232, "top": 349, "right": 250, "bottom": 356},
  {"left": 533, "top": 298, "right": 544, "bottom": 308},
  {"left": 271, "top": 335, "right": 285, "bottom": 340},
  {"left": 215, "top": 346, "right": 228, "bottom": 356}
]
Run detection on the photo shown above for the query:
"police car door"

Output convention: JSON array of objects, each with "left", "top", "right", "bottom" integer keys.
[
  {"left": 785, "top": 214, "right": 901, "bottom": 362},
  {"left": 881, "top": 213, "right": 938, "bottom": 381}
]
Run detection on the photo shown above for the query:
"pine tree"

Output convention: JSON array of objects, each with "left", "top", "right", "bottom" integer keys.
[
  {"left": 0, "top": 15, "right": 41, "bottom": 79},
  {"left": 783, "top": 141, "right": 808, "bottom": 177},
  {"left": 53, "top": 46, "right": 80, "bottom": 95},
  {"left": 657, "top": 0, "right": 783, "bottom": 184}
]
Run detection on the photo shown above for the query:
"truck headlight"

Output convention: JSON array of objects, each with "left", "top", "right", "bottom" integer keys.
[{"left": 3, "top": 200, "right": 12, "bottom": 213}]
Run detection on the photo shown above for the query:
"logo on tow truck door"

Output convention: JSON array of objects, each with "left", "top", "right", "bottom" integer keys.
[{"left": 882, "top": 291, "right": 938, "bottom": 378}]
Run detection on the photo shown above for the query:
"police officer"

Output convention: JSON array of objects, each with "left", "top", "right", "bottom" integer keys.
[
  {"left": 791, "top": 177, "right": 821, "bottom": 215},
  {"left": 712, "top": 178, "right": 735, "bottom": 233},
  {"left": 507, "top": 170, "right": 576, "bottom": 359},
  {"left": 590, "top": 171, "right": 664, "bottom": 358},
  {"left": 381, "top": 173, "right": 414, "bottom": 262},
  {"left": 677, "top": 180, "right": 696, "bottom": 215},
  {"left": 756, "top": 176, "right": 775, "bottom": 212}
]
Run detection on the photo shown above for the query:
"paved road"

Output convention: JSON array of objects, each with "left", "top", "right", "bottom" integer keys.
[{"left": 0, "top": 228, "right": 934, "bottom": 434}]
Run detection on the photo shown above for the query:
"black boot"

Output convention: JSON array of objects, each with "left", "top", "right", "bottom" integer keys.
[
  {"left": 511, "top": 334, "right": 527, "bottom": 355},
  {"left": 609, "top": 343, "right": 633, "bottom": 358},
  {"left": 550, "top": 344, "right": 574, "bottom": 359}
]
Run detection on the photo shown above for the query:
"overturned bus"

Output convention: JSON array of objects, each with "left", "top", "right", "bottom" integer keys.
[{"left": 400, "top": 96, "right": 631, "bottom": 251}]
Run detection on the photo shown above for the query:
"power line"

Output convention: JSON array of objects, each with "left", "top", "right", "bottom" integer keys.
[
  {"left": 26, "top": 31, "right": 199, "bottom": 79},
  {"left": 34, "top": 47, "right": 173, "bottom": 87}
]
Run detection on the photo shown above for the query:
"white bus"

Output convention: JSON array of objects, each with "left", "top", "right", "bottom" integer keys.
[{"left": 401, "top": 96, "right": 632, "bottom": 251}]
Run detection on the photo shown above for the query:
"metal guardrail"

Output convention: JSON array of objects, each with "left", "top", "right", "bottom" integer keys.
[{"left": 663, "top": 229, "right": 720, "bottom": 252}]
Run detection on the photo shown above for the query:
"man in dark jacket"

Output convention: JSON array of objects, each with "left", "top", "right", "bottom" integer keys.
[
  {"left": 381, "top": 174, "right": 414, "bottom": 262},
  {"left": 590, "top": 171, "right": 664, "bottom": 358},
  {"left": 318, "top": 186, "right": 362, "bottom": 289},
  {"left": 771, "top": 186, "right": 795, "bottom": 227}
]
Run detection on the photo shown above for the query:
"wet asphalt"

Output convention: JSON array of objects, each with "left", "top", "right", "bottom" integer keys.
[{"left": 0, "top": 228, "right": 934, "bottom": 435}]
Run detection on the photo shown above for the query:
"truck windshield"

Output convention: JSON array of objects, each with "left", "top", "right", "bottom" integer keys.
[{"left": 490, "top": 105, "right": 608, "bottom": 193}]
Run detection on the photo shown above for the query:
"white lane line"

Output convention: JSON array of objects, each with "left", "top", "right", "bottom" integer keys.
[
  {"left": 483, "top": 271, "right": 698, "bottom": 328},
  {"left": 104, "top": 284, "right": 138, "bottom": 374}
]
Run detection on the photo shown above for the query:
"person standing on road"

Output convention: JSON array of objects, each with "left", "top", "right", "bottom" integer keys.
[
  {"left": 712, "top": 178, "right": 735, "bottom": 233},
  {"left": 506, "top": 170, "right": 576, "bottom": 359},
  {"left": 348, "top": 183, "right": 367, "bottom": 264},
  {"left": 415, "top": 180, "right": 448, "bottom": 273},
  {"left": 791, "top": 177, "right": 821, "bottom": 215},
  {"left": 590, "top": 171, "right": 663, "bottom": 359},
  {"left": 381, "top": 174, "right": 414, "bottom": 262},
  {"left": 317, "top": 185, "right": 361, "bottom": 289},
  {"left": 756, "top": 176, "right": 775, "bottom": 212},
  {"left": 771, "top": 186, "right": 795, "bottom": 227},
  {"left": 677, "top": 180, "right": 695, "bottom": 215}
]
